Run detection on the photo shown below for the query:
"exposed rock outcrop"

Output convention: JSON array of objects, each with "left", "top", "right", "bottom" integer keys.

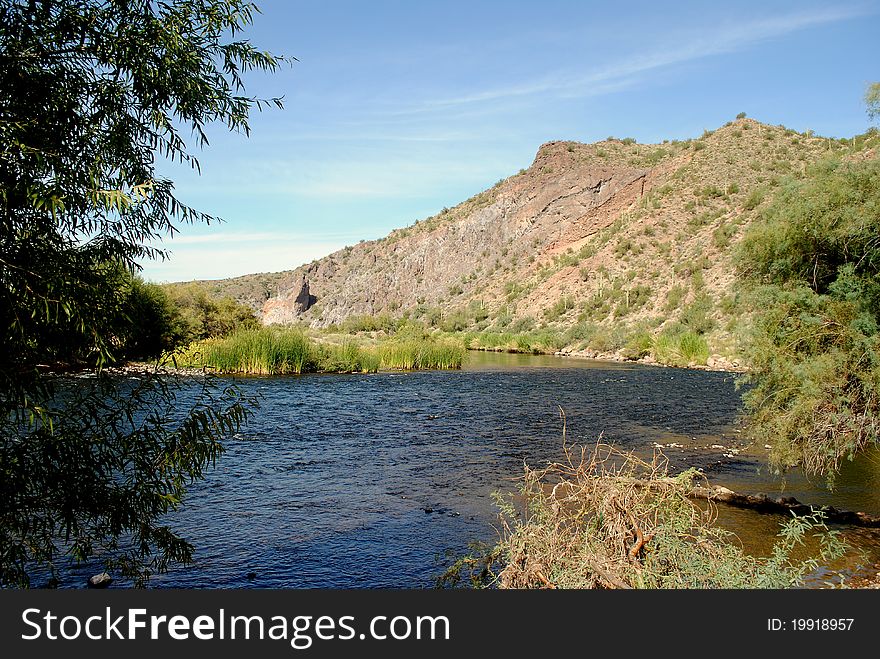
[{"left": 262, "top": 273, "right": 316, "bottom": 324}]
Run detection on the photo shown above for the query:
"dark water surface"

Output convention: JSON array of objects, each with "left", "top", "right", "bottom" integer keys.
[{"left": 112, "top": 352, "right": 880, "bottom": 587}]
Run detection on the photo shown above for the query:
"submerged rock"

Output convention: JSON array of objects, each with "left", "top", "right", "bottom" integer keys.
[{"left": 87, "top": 573, "right": 112, "bottom": 588}]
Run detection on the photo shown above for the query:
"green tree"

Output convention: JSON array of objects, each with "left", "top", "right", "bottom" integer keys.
[
  {"left": 866, "top": 82, "right": 880, "bottom": 121},
  {"left": 114, "top": 272, "right": 190, "bottom": 361},
  {"left": 737, "top": 159, "right": 880, "bottom": 479},
  {"left": 164, "top": 282, "right": 259, "bottom": 342},
  {"left": 0, "top": 0, "right": 283, "bottom": 586}
]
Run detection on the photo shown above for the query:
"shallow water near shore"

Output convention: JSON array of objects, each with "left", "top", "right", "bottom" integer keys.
[{"left": 61, "top": 351, "right": 880, "bottom": 587}]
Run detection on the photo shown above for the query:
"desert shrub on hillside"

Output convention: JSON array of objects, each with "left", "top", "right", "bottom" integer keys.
[
  {"left": 508, "top": 316, "right": 537, "bottom": 333},
  {"left": 544, "top": 295, "right": 576, "bottom": 321},
  {"left": 743, "top": 187, "right": 766, "bottom": 210},
  {"left": 440, "top": 310, "right": 470, "bottom": 333},
  {"left": 664, "top": 285, "right": 687, "bottom": 313},
  {"left": 713, "top": 222, "right": 738, "bottom": 249},
  {"left": 680, "top": 294, "right": 716, "bottom": 335}
]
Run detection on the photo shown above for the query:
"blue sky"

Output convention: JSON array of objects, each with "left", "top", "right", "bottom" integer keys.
[{"left": 143, "top": 0, "right": 880, "bottom": 282}]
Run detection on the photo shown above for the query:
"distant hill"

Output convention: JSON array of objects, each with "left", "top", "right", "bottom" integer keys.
[
  {"left": 170, "top": 271, "right": 286, "bottom": 313},
  {"left": 173, "top": 118, "right": 879, "bottom": 359}
]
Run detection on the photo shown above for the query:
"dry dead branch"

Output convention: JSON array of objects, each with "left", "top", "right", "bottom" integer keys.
[{"left": 494, "top": 440, "right": 850, "bottom": 589}]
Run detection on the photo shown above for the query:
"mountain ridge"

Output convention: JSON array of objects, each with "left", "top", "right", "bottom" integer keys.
[{"left": 173, "top": 117, "right": 878, "bottom": 360}]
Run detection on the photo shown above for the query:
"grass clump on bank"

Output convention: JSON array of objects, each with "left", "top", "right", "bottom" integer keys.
[
  {"left": 379, "top": 337, "right": 465, "bottom": 370},
  {"left": 178, "top": 327, "right": 464, "bottom": 374},
  {"left": 652, "top": 330, "right": 709, "bottom": 366},
  {"left": 443, "top": 441, "right": 846, "bottom": 589},
  {"left": 188, "top": 328, "right": 315, "bottom": 374}
]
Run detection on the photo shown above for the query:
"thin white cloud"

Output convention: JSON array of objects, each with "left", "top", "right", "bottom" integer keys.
[
  {"left": 269, "top": 131, "right": 470, "bottom": 143},
  {"left": 141, "top": 236, "right": 349, "bottom": 282},
  {"left": 399, "top": 5, "right": 871, "bottom": 112},
  {"left": 155, "top": 230, "right": 367, "bottom": 245},
  {"left": 174, "top": 153, "right": 510, "bottom": 199},
  {"left": 158, "top": 232, "right": 285, "bottom": 245}
]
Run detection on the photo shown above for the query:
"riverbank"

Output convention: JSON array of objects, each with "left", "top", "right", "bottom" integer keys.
[
  {"left": 110, "top": 339, "right": 744, "bottom": 377},
  {"left": 466, "top": 344, "right": 746, "bottom": 373},
  {"left": 441, "top": 325, "right": 746, "bottom": 373},
  {"left": 554, "top": 346, "right": 745, "bottom": 372}
]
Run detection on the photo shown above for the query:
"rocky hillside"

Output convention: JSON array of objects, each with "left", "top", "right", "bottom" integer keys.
[
  {"left": 263, "top": 149, "right": 650, "bottom": 326},
  {"left": 183, "top": 118, "right": 878, "bottom": 360},
  {"left": 271, "top": 124, "right": 836, "bottom": 317}
]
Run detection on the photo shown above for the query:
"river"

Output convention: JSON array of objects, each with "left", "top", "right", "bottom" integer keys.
[{"left": 68, "top": 352, "right": 880, "bottom": 587}]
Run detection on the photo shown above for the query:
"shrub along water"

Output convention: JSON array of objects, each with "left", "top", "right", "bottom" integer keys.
[
  {"left": 178, "top": 327, "right": 463, "bottom": 374},
  {"left": 189, "top": 328, "right": 314, "bottom": 374},
  {"left": 318, "top": 340, "right": 382, "bottom": 374},
  {"left": 462, "top": 324, "right": 710, "bottom": 367},
  {"left": 736, "top": 157, "right": 880, "bottom": 478},
  {"left": 465, "top": 328, "right": 568, "bottom": 354},
  {"left": 494, "top": 444, "right": 845, "bottom": 588},
  {"left": 652, "top": 330, "right": 709, "bottom": 367}
]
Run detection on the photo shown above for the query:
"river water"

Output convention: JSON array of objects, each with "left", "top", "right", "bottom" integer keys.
[{"left": 83, "top": 352, "right": 880, "bottom": 587}]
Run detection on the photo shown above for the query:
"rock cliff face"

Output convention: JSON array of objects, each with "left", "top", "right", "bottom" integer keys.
[
  {"left": 200, "top": 120, "right": 847, "bottom": 336},
  {"left": 263, "top": 141, "right": 653, "bottom": 326},
  {"left": 262, "top": 274, "right": 315, "bottom": 324}
]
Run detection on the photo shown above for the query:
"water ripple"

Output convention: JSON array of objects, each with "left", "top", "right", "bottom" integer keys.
[{"left": 140, "top": 353, "right": 751, "bottom": 588}]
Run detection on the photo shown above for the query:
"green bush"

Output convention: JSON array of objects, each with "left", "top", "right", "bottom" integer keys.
[
  {"left": 115, "top": 275, "right": 188, "bottom": 362},
  {"left": 493, "top": 311, "right": 513, "bottom": 330},
  {"left": 588, "top": 331, "right": 613, "bottom": 352},
  {"left": 712, "top": 222, "right": 737, "bottom": 250},
  {"left": 621, "top": 331, "right": 654, "bottom": 360},
  {"left": 440, "top": 310, "right": 470, "bottom": 333},
  {"left": 544, "top": 295, "right": 575, "bottom": 321},
  {"left": 664, "top": 285, "right": 687, "bottom": 313},
  {"left": 678, "top": 331, "right": 710, "bottom": 363},
  {"left": 737, "top": 159, "right": 880, "bottom": 478},
  {"left": 341, "top": 314, "right": 397, "bottom": 334},
  {"left": 164, "top": 283, "right": 259, "bottom": 341},
  {"left": 699, "top": 184, "right": 724, "bottom": 199},
  {"left": 743, "top": 187, "right": 765, "bottom": 211},
  {"left": 508, "top": 316, "right": 536, "bottom": 333},
  {"left": 680, "top": 294, "right": 715, "bottom": 335},
  {"left": 472, "top": 332, "right": 514, "bottom": 350},
  {"left": 529, "top": 329, "right": 566, "bottom": 352},
  {"left": 564, "top": 321, "right": 597, "bottom": 343}
]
